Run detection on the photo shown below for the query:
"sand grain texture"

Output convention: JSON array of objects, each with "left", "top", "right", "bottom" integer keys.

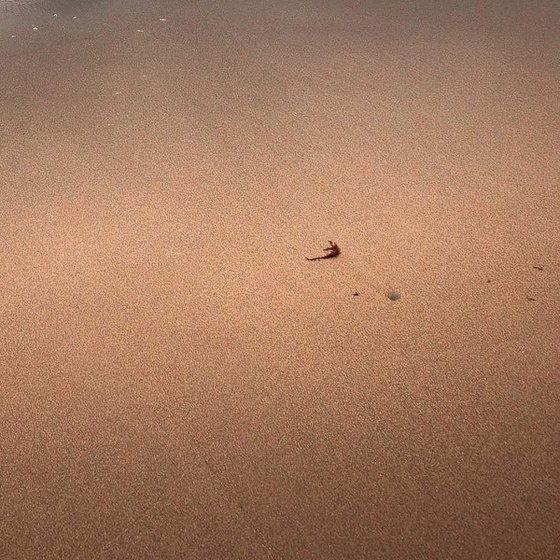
[{"left": 1, "top": 1, "right": 559, "bottom": 559}]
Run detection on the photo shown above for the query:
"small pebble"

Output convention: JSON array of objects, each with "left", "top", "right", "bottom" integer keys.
[{"left": 387, "top": 292, "right": 401, "bottom": 301}]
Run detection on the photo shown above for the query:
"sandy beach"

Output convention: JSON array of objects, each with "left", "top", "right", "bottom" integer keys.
[{"left": 1, "top": 1, "right": 559, "bottom": 558}]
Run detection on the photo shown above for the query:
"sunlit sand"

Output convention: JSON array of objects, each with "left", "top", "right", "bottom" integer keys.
[{"left": 1, "top": 1, "right": 558, "bottom": 558}]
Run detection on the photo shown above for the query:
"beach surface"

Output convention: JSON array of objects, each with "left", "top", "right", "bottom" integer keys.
[{"left": 1, "top": 1, "right": 559, "bottom": 558}]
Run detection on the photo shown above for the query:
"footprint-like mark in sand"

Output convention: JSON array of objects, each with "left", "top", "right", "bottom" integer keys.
[
  {"left": 1, "top": 0, "right": 48, "bottom": 17},
  {"left": 1, "top": 0, "right": 82, "bottom": 19}
]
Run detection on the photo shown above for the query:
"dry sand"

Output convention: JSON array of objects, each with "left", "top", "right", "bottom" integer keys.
[{"left": 1, "top": 1, "right": 559, "bottom": 558}]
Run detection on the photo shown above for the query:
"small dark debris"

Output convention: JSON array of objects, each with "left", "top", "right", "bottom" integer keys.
[
  {"left": 353, "top": 292, "right": 360, "bottom": 296},
  {"left": 527, "top": 296, "right": 536, "bottom": 301},
  {"left": 487, "top": 279, "right": 492, "bottom": 283},
  {"left": 533, "top": 266, "right": 544, "bottom": 271},
  {"left": 387, "top": 292, "right": 401, "bottom": 301}
]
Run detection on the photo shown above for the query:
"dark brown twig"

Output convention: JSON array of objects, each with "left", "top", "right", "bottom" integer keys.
[{"left": 306, "top": 241, "right": 340, "bottom": 261}]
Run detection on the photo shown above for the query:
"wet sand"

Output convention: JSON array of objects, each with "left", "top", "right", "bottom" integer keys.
[{"left": 1, "top": 1, "right": 559, "bottom": 558}]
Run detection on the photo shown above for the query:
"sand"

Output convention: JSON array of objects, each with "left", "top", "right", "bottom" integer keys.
[{"left": 1, "top": 1, "right": 559, "bottom": 558}]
